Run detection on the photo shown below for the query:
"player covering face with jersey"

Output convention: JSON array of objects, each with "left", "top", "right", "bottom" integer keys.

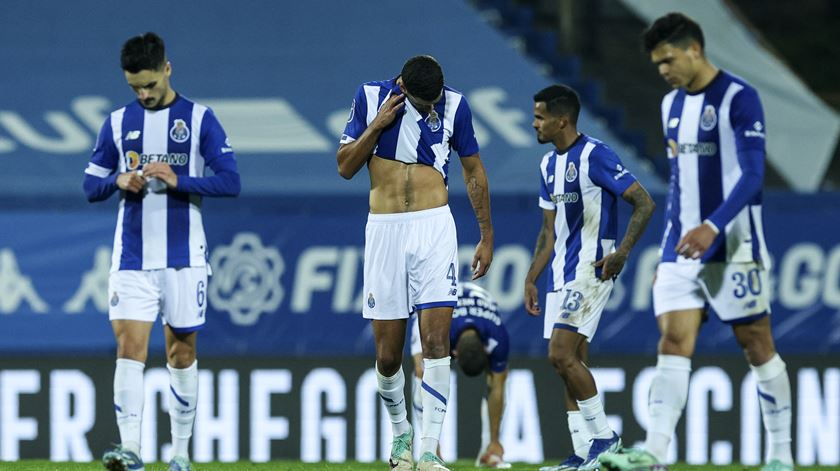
[{"left": 337, "top": 55, "right": 494, "bottom": 471}]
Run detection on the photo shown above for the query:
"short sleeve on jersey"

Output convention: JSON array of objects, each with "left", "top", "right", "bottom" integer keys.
[
  {"left": 340, "top": 85, "right": 370, "bottom": 145},
  {"left": 539, "top": 166, "right": 555, "bottom": 210},
  {"left": 450, "top": 98, "right": 479, "bottom": 157},
  {"left": 730, "top": 86, "right": 766, "bottom": 153},
  {"left": 587, "top": 145, "right": 636, "bottom": 196}
]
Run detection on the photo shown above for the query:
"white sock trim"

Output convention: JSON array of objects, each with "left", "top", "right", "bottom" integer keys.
[
  {"left": 423, "top": 356, "right": 451, "bottom": 368},
  {"left": 117, "top": 358, "right": 146, "bottom": 370},
  {"left": 167, "top": 359, "right": 197, "bottom": 375},
  {"left": 657, "top": 354, "right": 691, "bottom": 371},
  {"left": 376, "top": 364, "right": 404, "bottom": 383},
  {"left": 750, "top": 353, "right": 786, "bottom": 381}
]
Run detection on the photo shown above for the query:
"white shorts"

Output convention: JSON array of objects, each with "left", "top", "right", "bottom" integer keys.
[
  {"left": 652, "top": 262, "right": 771, "bottom": 323},
  {"left": 363, "top": 205, "right": 459, "bottom": 320},
  {"left": 109, "top": 266, "right": 208, "bottom": 333},
  {"left": 543, "top": 276, "right": 613, "bottom": 341}
]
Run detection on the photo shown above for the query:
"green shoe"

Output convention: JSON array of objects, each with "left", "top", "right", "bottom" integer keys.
[
  {"left": 598, "top": 447, "right": 665, "bottom": 471},
  {"left": 416, "top": 452, "right": 450, "bottom": 471},
  {"left": 388, "top": 425, "right": 413, "bottom": 471},
  {"left": 168, "top": 456, "right": 192, "bottom": 471},
  {"left": 760, "top": 459, "right": 794, "bottom": 471}
]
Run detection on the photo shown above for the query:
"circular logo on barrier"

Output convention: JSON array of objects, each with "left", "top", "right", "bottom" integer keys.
[{"left": 209, "top": 233, "right": 284, "bottom": 326}]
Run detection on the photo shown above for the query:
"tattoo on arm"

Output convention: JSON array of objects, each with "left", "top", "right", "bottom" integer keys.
[
  {"left": 466, "top": 174, "right": 492, "bottom": 237},
  {"left": 619, "top": 183, "right": 655, "bottom": 253}
]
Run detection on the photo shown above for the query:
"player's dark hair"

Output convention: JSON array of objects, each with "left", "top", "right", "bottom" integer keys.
[
  {"left": 642, "top": 12, "right": 705, "bottom": 53},
  {"left": 400, "top": 55, "right": 444, "bottom": 102},
  {"left": 121, "top": 32, "right": 166, "bottom": 73},
  {"left": 456, "top": 329, "right": 488, "bottom": 377},
  {"left": 534, "top": 84, "right": 580, "bottom": 123}
]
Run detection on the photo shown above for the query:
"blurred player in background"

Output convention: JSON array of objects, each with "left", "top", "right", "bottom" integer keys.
[
  {"left": 83, "top": 32, "right": 240, "bottom": 471},
  {"left": 336, "top": 55, "right": 494, "bottom": 471},
  {"left": 410, "top": 282, "right": 510, "bottom": 469},
  {"left": 524, "top": 84, "right": 655, "bottom": 471},
  {"left": 600, "top": 12, "right": 793, "bottom": 471}
]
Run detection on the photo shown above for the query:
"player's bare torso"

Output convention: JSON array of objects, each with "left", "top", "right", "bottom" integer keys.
[{"left": 368, "top": 155, "right": 448, "bottom": 214}]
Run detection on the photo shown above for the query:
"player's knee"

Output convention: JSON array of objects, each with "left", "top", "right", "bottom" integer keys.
[
  {"left": 421, "top": 332, "right": 449, "bottom": 359},
  {"left": 734, "top": 319, "right": 775, "bottom": 361},
  {"left": 658, "top": 333, "right": 693, "bottom": 357},
  {"left": 167, "top": 347, "right": 196, "bottom": 368},
  {"left": 376, "top": 351, "right": 402, "bottom": 375},
  {"left": 548, "top": 348, "right": 576, "bottom": 375},
  {"left": 116, "top": 339, "right": 148, "bottom": 362}
]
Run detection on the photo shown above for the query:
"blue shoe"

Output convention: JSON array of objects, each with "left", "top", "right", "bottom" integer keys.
[
  {"left": 102, "top": 445, "right": 145, "bottom": 471},
  {"left": 579, "top": 432, "right": 622, "bottom": 471},
  {"left": 540, "top": 453, "right": 585, "bottom": 470},
  {"left": 169, "top": 456, "right": 192, "bottom": 471}
]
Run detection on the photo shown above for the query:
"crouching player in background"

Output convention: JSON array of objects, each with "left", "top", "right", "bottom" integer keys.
[{"left": 411, "top": 282, "right": 511, "bottom": 468}]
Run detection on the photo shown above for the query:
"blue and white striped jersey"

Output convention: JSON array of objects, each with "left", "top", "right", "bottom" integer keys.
[
  {"left": 451, "top": 283, "right": 509, "bottom": 373},
  {"left": 83, "top": 95, "right": 240, "bottom": 272},
  {"left": 539, "top": 135, "right": 637, "bottom": 291},
  {"left": 659, "top": 70, "right": 770, "bottom": 266},
  {"left": 339, "top": 78, "right": 479, "bottom": 185}
]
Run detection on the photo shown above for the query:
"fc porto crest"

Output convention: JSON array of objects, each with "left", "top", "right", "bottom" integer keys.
[
  {"left": 565, "top": 161, "right": 578, "bottom": 182},
  {"left": 110, "top": 292, "right": 119, "bottom": 307},
  {"left": 700, "top": 105, "right": 717, "bottom": 131},
  {"left": 426, "top": 110, "right": 442, "bottom": 132},
  {"left": 170, "top": 119, "right": 190, "bottom": 143},
  {"left": 367, "top": 293, "right": 376, "bottom": 309}
]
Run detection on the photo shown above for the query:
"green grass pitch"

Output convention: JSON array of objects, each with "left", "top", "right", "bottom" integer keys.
[{"left": 3, "top": 462, "right": 836, "bottom": 471}]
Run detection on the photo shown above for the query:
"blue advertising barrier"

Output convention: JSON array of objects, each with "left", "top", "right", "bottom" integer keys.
[{"left": 1, "top": 193, "right": 838, "bottom": 356}]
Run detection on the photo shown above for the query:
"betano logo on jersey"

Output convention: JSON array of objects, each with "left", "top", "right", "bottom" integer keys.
[
  {"left": 551, "top": 192, "right": 579, "bottom": 204},
  {"left": 124, "top": 151, "right": 189, "bottom": 170},
  {"left": 666, "top": 139, "right": 717, "bottom": 158}
]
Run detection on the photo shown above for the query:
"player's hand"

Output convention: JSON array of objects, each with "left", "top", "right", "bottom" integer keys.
[
  {"left": 676, "top": 223, "right": 717, "bottom": 260},
  {"left": 370, "top": 93, "right": 405, "bottom": 131},
  {"left": 592, "top": 249, "right": 628, "bottom": 281},
  {"left": 142, "top": 162, "right": 178, "bottom": 189},
  {"left": 116, "top": 171, "right": 146, "bottom": 194},
  {"left": 524, "top": 281, "right": 541, "bottom": 316},
  {"left": 471, "top": 237, "right": 493, "bottom": 280},
  {"left": 479, "top": 441, "right": 509, "bottom": 468}
]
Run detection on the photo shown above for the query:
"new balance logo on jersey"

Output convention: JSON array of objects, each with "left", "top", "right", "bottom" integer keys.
[{"left": 125, "top": 130, "right": 141, "bottom": 141}]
